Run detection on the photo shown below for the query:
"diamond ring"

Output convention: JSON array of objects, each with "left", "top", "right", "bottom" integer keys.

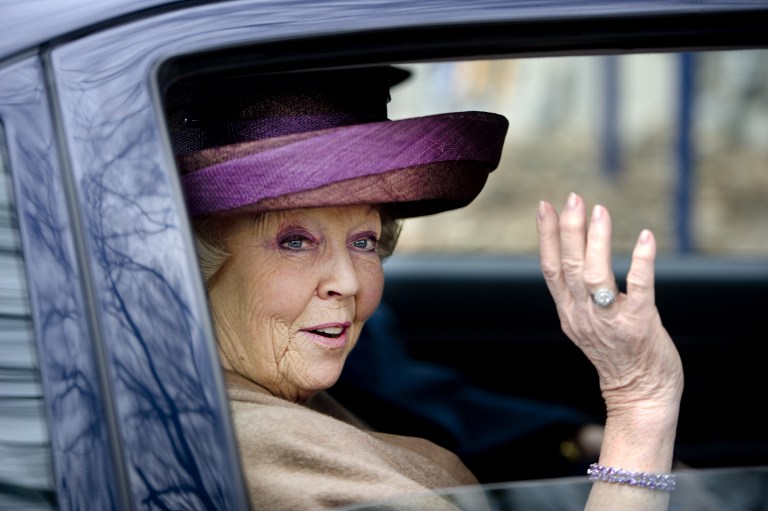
[{"left": 591, "top": 288, "right": 617, "bottom": 308}]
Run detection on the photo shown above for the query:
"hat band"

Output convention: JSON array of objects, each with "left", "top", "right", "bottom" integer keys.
[
  {"left": 177, "top": 113, "right": 384, "bottom": 153},
  {"left": 210, "top": 113, "right": 383, "bottom": 146},
  {"left": 181, "top": 112, "right": 507, "bottom": 216}
]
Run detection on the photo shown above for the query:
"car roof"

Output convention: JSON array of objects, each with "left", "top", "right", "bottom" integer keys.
[
  {"left": 2, "top": 0, "right": 174, "bottom": 59},
  {"left": 3, "top": 0, "right": 767, "bottom": 62}
]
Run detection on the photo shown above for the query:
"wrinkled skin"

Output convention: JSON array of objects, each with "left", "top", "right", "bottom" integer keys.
[
  {"left": 208, "top": 206, "right": 384, "bottom": 403},
  {"left": 537, "top": 193, "right": 683, "bottom": 413},
  {"left": 537, "top": 193, "right": 684, "bottom": 510}
]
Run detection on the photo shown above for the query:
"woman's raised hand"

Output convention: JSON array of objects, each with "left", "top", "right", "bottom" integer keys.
[{"left": 535, "top": 193, "right": 683, "bottom": 422}]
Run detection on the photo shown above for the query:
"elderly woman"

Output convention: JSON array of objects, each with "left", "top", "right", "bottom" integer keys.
[{"left": 167, "top": 66, "right": 683, "bottom": 510}]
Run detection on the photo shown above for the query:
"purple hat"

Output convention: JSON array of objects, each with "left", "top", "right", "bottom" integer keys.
[{"left": 167, "top": 67, "right": 509, "bottom": 218}]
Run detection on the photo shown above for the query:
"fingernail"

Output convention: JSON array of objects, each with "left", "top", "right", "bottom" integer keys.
[
  {"left": 566, "top": 192, "right": 578, "bottom": 210},
  {"left": 639, "top": 229, "right": 651, "bottom": 243},
  {"left": 592, "top": 205, "right": 603, "bottom": 220},
  {"left": 537, "top": 200, "right": 547, "bottom": 221}
]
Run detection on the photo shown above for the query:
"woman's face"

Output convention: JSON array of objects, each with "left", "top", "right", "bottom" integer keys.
[{"left": 208, "top": 205, "right": 385, "bottom": 402}]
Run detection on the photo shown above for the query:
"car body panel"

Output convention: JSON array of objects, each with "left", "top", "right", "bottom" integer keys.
[
  {"left": 48, "top": 12, "right": 249, "bottom": 506},
  {"left": 4, "top": 0, "right": 768, "bottom": 61},
  {"left": 0, "top": 56, "right": 121, "bottom": 509}
]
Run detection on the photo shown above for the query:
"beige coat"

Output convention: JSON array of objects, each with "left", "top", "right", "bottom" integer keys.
[{"left": 225, "top": 371, "right": 479, "bottom": 510}]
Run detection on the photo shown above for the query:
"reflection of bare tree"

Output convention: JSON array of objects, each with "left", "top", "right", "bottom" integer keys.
[
  {"left": 25, "top": 145, "right": 110, "bottom": 496},
  {"left": 2, "top": 60, "right": 118, "bottom": 510},
  {"left": 81, "top": 136, "right": 225, "bottom": 508},
  {"left": 109, "top": 288, "right": 217, "bottom": 510}
]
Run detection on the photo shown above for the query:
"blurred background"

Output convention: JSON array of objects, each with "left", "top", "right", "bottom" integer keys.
[{"left": 388, "top": 50, "right": 768, "bottom": 257}]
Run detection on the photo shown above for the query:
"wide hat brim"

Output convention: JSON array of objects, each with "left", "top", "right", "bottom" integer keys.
[{"left": 179, "top": 110, "right": 508, "bottom": 218}]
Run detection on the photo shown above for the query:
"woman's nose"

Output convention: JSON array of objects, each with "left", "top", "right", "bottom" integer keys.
[{"left": 317, "top": 245, "right": 360, "bottom": 299}]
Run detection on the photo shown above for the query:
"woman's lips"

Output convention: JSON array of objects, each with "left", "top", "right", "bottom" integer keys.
[{"left": 303, "top": 322, "right": 351, "bottom": 348}]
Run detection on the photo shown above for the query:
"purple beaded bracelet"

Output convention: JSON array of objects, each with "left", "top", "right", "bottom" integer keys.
[{"left": 588, "top": 463, "right": 677, "bottom": 491}]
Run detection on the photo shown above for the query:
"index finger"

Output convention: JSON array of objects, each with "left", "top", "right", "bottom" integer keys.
[{"left": 536, "top": 200, "right": 567, "bottom": 300}]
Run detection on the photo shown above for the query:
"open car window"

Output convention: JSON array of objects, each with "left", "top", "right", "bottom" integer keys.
[{"left": 159, "top": 44, "right": 768, "bottom": 495}]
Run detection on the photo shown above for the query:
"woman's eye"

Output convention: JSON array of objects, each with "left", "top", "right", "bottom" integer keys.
[
  {"left": 281, "top": 237, "right": 309, "bottom": 250},
  {"left": 352, "top": 237, "right": 377, "bottom": 251}
]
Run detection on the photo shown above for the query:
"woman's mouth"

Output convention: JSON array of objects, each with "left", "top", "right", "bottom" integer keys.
[
  {"left": 303, "top": 322, "right": 351, "bottom": 348},
  {"left": 311, "top": 326, "right": 344, "bottom": 338}
]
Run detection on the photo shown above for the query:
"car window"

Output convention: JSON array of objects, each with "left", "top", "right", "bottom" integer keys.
[
  {"left": 0, "top": 124, "right": 56, "bottom": 509},
  {"left": 152, "top": 7, "right": 768, "bottom": 508},
  {"left": 388, "top": 50, "right": 768, "bottom": 257}
]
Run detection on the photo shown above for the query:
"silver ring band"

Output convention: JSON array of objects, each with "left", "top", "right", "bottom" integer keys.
[{"left": 591, "top": 288, "right": 617, "bottom": 308}]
